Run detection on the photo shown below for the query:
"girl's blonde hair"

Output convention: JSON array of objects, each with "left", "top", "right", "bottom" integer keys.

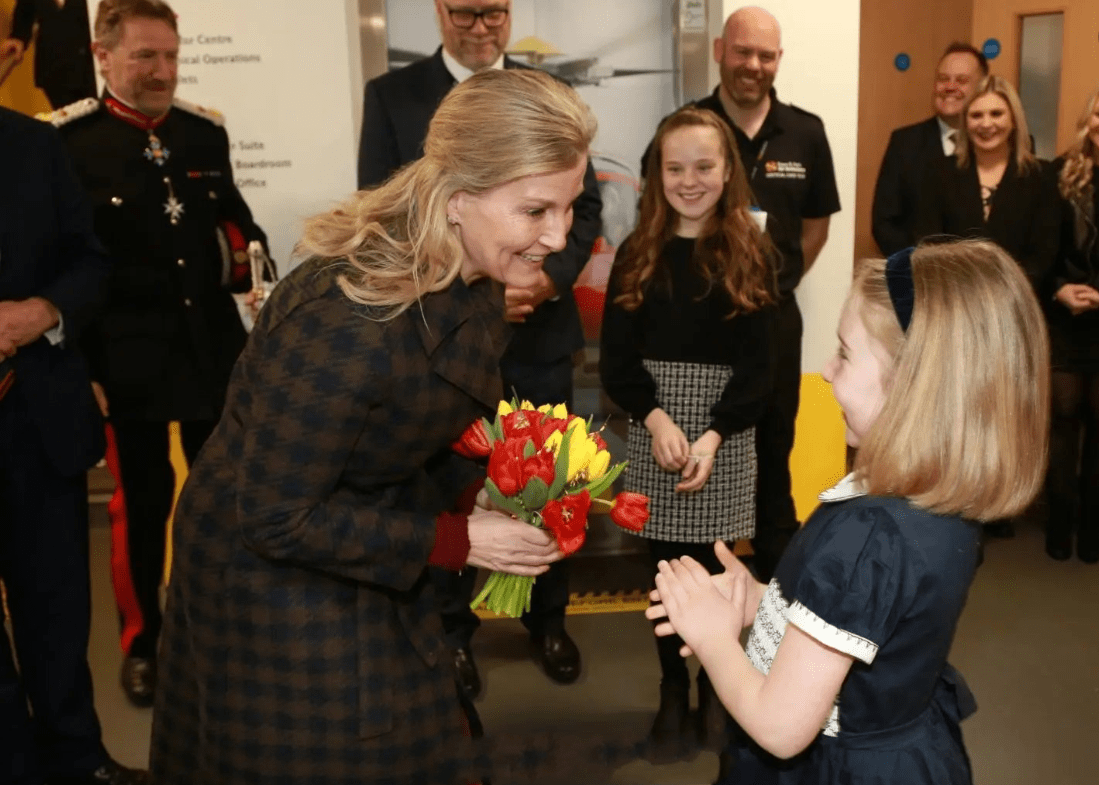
[
  {"left": 1058, "top": 87, "right": 1099, "bottom": 207},
  {"left": 955, "top": 75, "right": 1038, "bottom": 175},
  {"left": 852, "top": 240, "right": 1050, "bottom": 521},
  {"left": 297, "top": 69, "right": 597, "bottom": 318}
]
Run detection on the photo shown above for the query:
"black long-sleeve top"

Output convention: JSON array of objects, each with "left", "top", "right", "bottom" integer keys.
[{"left": 599, "top": 235, "right": 777, "bottom": 438}]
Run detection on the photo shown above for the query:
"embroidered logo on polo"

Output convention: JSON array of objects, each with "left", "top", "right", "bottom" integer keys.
[{"left": 763, "top": 160, "right": 807, "bottom": 180}]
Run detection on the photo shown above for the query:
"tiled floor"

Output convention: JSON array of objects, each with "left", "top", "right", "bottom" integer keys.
[{"left": 85, "top": 505, "right": 1098, "bottom": 784}]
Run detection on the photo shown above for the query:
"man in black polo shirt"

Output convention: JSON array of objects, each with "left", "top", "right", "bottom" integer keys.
[{"left": 696, "top": 6, "right": 840, "bottom": 582}]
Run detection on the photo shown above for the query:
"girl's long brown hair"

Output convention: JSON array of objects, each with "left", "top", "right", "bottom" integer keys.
[{"left": 613, "top": 107, "right": 775, "bottom": 316}]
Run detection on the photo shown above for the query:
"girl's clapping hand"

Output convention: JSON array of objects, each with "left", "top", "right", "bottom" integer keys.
[{"left": 646, "top": 553, "right": 748, "bottom": 658}]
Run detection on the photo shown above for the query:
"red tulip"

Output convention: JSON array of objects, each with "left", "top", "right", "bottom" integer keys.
[
  {"left": 535, "top": 416, "right": 570, "bottom": 447},
  {"left": 609, "top": 492, "right": 649, "bottom": 532},
  {"left": 541, "top": 490, "right": 591, "bottom": 556},
  {"left": 500, "top": 410, "right": 538, "bottom": 444},
  {"left": 487, "top": 437, "right": 528, "bottom": 496},
  {"left": 452, "top": 419, "right": 493, "bottom": 459},
  {"left": 523, "top": 448, "right": 557, "bottom": 488}
]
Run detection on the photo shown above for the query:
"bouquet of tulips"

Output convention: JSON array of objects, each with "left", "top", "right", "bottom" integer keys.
[{"left": 452, "top": 399, "right": 651, "bottom": 618}]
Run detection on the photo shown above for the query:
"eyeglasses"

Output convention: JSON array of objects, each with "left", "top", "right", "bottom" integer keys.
[{"left": 444, "top": 5, "right": 509, "bottom": 29}]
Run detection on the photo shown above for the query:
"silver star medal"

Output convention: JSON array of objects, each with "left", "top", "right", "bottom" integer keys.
[
  {"left": 162, "top": 176, "right": 184, "bottom": 225},
  {"left": 164, "top": 195, "right": 185, "bottom": 224}
]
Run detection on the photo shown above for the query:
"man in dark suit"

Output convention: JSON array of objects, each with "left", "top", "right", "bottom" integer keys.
[
  {"left": 1, "top": 0, "right": 97, "bottom": 109},
  {"left": 871, "top": 42, "right": 988, "bottom": 256},
  {"left": 0, "top": 106, "right": 146, "bottom": 785},
  {"left": 48, "top": 0, "right": 268, "bottom": 708},
  {"left": 358, "top": 0, "right": 602, "bottom": 695}
]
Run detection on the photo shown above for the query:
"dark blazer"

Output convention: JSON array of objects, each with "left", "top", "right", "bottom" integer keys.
[
  {"left": 57, "top": 97, "right": 267, "bottom": 421},
  {"left": 10, "top": 0, "right": 96, "bottom": 108},
  {"left": 913, "top": 154, "right": 1060, "bottom": 290},
  {"left": 0, "top": 106, "right": 108, "bottom": 476},
  {"left": 357, "top": 47, "right": 603, "bottom": 362},
  {"left": 1046, "top": 158, "right": 1099, "bottom": 369},
  {"left": 150, "top": 259, "right": 508, "bottom": 782},
  {"left": 872, "top": 117, "right": 947, "bottom": 256}
]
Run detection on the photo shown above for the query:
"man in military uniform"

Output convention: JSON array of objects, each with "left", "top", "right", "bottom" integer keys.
[
  {"left": 47, "top": 0, "right": 267, "bottom": 707},
  {"left": 1, "top": 104, "right": 148, "bottom": 785}
]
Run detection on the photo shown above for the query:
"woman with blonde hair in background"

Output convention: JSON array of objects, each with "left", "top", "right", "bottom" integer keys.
[
  {"left": 150, "top": 68, "right": 595, "bottom": 784},
  {"left": 1046, "top": 87, "right": 1099, "bottom": 563}
]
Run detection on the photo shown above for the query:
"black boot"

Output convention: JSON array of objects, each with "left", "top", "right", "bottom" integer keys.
[
  {"left": 646, "top": 680, "right": 691, "bottom": 761},
  {"left": 696, "top": 669, "right": 730, "bottom": 751}
]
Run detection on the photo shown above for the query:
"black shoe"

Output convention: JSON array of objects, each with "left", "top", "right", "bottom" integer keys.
[
  {"left": 529, "top": 630, "right": 581, "bottom": 684},
  {"left": 120, "top": 656, "right": 156, "bottom": 708},
  {"left": 983, "top": 521, "right": 1016, "bottom": 539},
  {"left": 1079, "top": 535, "right": 1099, "bottom": 564},
  {"left": 51, "top": 758, "right": 149, "bottom": 785},
  {"left": 696, "top": 671, "right": 729, "bottom": 751},
  {"left": 453, "top": 646, "right": 482, "bottom": 699},
  {"left": 646, "top": 680, "right": 692, "bottom": 762},
  {"left": 1045, "top": 534, "right": 1072, "bottom": 561}
]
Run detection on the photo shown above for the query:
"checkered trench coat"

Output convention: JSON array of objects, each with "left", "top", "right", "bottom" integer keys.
[{"left": 149, "top": 258, "right": 508, "bottom": 784}]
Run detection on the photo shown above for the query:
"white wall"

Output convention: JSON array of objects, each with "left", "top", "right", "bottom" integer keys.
[{"left": 721, "top": 0, "right": 859, "bottom": 373}]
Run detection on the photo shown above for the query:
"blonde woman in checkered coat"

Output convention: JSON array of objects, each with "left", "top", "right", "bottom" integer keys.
[
  {"left": 149, "top": 69, "right": 594, "bottom": 784},
  {"left": 600, "top": 107, "right": 778, "bottom": 760}
]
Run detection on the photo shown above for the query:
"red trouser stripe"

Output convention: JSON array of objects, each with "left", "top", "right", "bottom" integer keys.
[{"left": 103, "top": 423, "right": 145, "bottom": 654}]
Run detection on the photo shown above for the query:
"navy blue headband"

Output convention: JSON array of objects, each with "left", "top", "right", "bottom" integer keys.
[{"left": 885, "top": 247, "right": 915, "bottom": 332}]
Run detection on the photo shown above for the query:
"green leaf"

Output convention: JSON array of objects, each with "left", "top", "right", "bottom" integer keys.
[
  {"left": 480, "top": 416, "right": 499, "bottom": 445},
  {"left": 484, "top": 478, "right": 529, "bottom": 519},
  {"left": 583, "top": 460, "right": 628, "bottom": 499},
  {"left": 521, "top": 476, "right": 550, "bottom": 511},
  {"left": 522, "top": 438, "right": 536, "bottom": 459},
  {"left": 548, "top": 432, "right": 571, "bottom": 498}
]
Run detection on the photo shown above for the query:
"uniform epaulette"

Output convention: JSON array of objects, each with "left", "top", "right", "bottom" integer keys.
[
  {"left": 172, "top": 97, "right": 225, "bottom": 127},
  {"left": 36, "top": 97, "right": 99, "bottom": 127}
]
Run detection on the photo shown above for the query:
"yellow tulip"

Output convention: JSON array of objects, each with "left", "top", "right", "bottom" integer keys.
[
  {"left": 587, "top": 449, "right": 611, "bottom": 480},
  {"left": 519, "top": 399, "right": 536, "bottom": 411},
  {"left": 497, "top": 400, "right": 513, "bottom": 418},
  {"left": 565, "top": 427, "right": 597, "bottom": 483}
]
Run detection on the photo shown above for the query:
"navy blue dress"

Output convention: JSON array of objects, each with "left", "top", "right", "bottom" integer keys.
[{"left": 721, "top": 482, "right": 982, "bottom": 784}]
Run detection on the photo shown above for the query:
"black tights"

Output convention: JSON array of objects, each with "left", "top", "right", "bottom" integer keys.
[
  {"left": 1046, "top": 370, "right": 1099, "bottom": 546},
  {"left": 646, "top": 539, "right": 729, "bottom": 686}
]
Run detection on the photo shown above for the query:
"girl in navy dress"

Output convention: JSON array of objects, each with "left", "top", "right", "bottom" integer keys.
[{"left": 646, "top": 239, "right": 1050, "bottom": 783}]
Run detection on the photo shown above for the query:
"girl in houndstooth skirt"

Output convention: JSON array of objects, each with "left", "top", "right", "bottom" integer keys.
[{"left": 600, "top": 106, "right": 778, "bottom": 759}]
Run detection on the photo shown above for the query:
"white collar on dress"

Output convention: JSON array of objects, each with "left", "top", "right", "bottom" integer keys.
[{"left": 818, "top": 472, "right": 868, "bottom": 502}]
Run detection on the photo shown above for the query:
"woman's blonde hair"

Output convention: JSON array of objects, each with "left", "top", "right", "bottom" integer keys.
[
  {"left": 955, "top": 75, "right": 1038, "bottom": 175},
  {"left": 852, "top": 240, "right": 1050, "bottom": 521},
  {"left": 1058, "top": 87, "right": 1099, "bottom": 207},
  {"left": 298, "top": 69, "right": 597, "bottom": 318}
]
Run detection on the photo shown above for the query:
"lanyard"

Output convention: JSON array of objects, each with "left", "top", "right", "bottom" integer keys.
[{"left": 748, "top": 140, "right": 769, "bottom": 183}]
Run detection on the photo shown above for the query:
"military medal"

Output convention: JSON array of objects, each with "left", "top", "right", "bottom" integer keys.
[
  {"left": 162, "top": 176, "right": 185, "bottom": 225},
  {"left": 144, "top": 132, "right": 171, "bottom": 166}
]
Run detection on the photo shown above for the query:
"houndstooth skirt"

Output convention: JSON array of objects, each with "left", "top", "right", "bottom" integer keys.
[{"left": 624, "top": 359, "right": 757, "bottom": 543}]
